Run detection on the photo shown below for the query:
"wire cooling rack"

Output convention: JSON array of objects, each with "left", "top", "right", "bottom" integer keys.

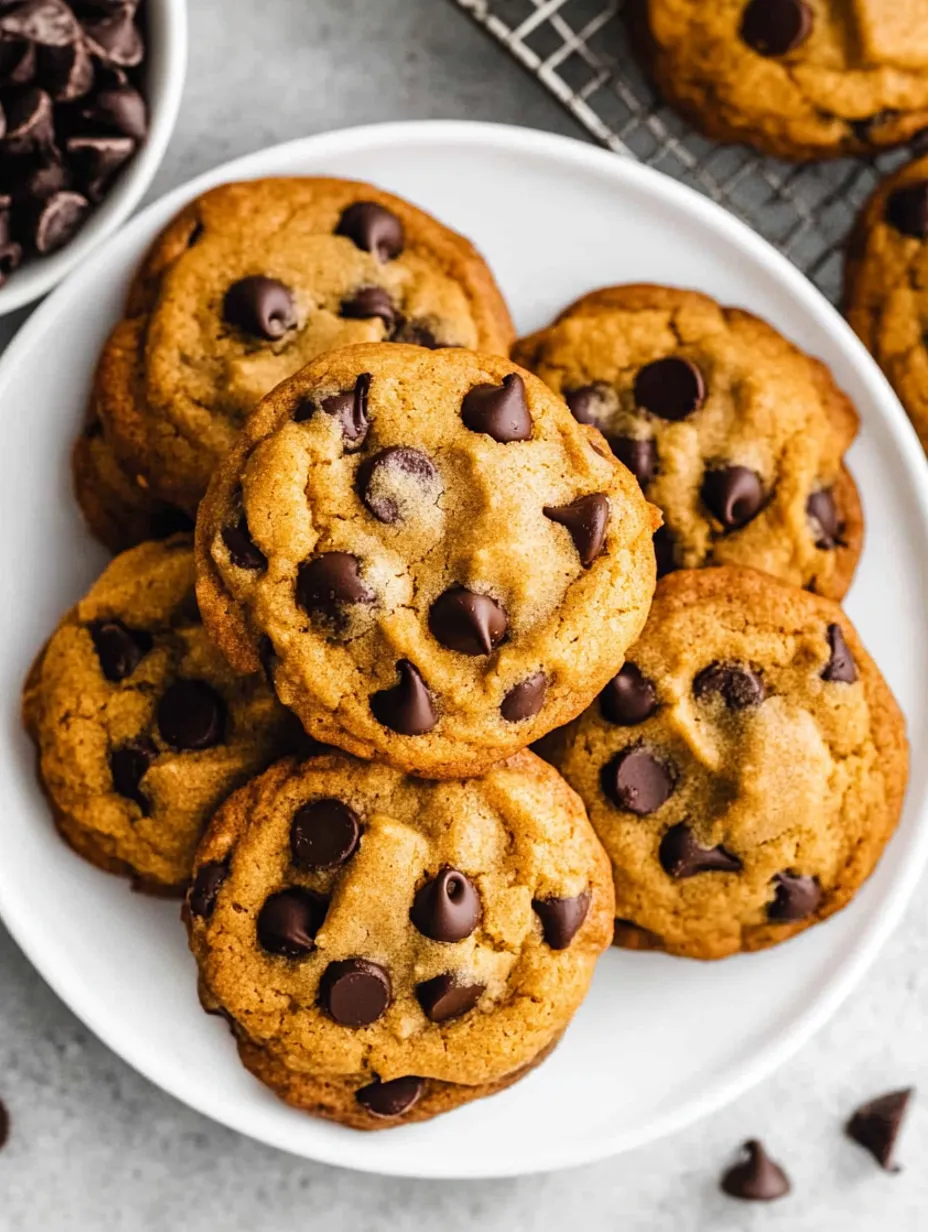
[{"left": 453, "top": 0, "right": 913, "bottom": 303}]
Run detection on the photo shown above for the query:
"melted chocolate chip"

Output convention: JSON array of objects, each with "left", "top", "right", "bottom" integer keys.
[
  {"left": 156, "top": 680, "right": 225, "bottom": 750},
  {"left": 294, "top": 373, "right": 371, "bottom": 448},
  {"left": 296, "top": 552, "right": 374, "bottom": 627},
  {"left": 428, "top": 586, "right": 508, "bottom": 655},
  {"left": 341, "top": 286, "right": 401, "bottom": 331},
  {"left": 319, "top": 958, "right": 392, "bottom": 1026},
  {"left": 600, "top": 663, "right": 658, "bottom": 725},
  {"left": 721, "top": 1140, "right": 791, "bottom": 1201},
  {"left": 885, "top": 182, "right": 928, "bottom": 238},
  {"left": 807, "top": 488, "right": 842, "bottom": 548},
  {"left": 461, "top": 373, "right": 532, "bottom": 442},
  {"left": 356, "top": 446, "right": 441, "bottom": 524},
  {"left": 701, "top": 466, "right": 765, "bottom": 530},
  {"left": 821, "top": 623, "right": 857, "bottom": 683},
  {"left": 532, "top": 890, "right": 590, "bottom": 949},
  {"left": 257, "top": 888, "right": 328, "bottom": 958},
  {"left": 768, "top": 871, "right": 822, "bottom": 921},
  {"left": 500, "top": 672, "right": 547, "bottom": 722},
  {"left": 188, "top": 860, "right": 229, "bottom": 919},
  {"left": 290, "top": 798, "right": 361, "bottom": 870},
  {"left": 564, "top": 383, "right": 606, "bottom": 425},
  {"left": 739, "top": 0, "right": 812, "bottom": 56},
  {"left": 693, "top": 662, "right": 765, "bottom": 709},
  {"left": 335, "top": 201, "right": 404, "bottom": 261},
  {"left": 109, "top": 738, "right": 156, "bottom": 813},
  {"left": 410, "top": 867, "right": 480, "bottom": 942},
  {"left": 658, "top": 823, "right": 742, "bottom": 878},
  {"left": 609, "top": 436, "right": 658, "bottom": 490},
  {"left": 601, "top": 747, "right": 674, "bottom": 815},
  {"left": 221, "top": 516, "right": 266, "bottom": 570},
  {"left": 416, "top": 974, "right": 485, "bottom": 1023},
  {"left": 356, "top": 1075, "right": 424, "bottom": 1118},
  {"left": 370, "top": 660, "right": 437, "bottom": 735},
  {"left": 653, "top": 525, "right": 677, "bottom": 577},
  {"left": 543, "top": 493, "right": 609, "bottom": 566},
  {"left": 222, "top": 276, "right": 296, "bottom": 340},
  {"left": 846, "top": 1089, "right": 913, "bottom": 1171},
  {"left": 89, "top": 619, "right": 152, "bottom": 682},
  {"left": 634, "top": 356, "right": 705, "bottom": 420}
]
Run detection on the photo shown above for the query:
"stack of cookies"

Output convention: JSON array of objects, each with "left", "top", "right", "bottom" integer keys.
[{"left": 22, "top": 174, "right": 908, "bottom": 1131}]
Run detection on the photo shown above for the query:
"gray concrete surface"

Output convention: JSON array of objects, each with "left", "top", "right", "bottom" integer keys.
[{"left": 1, "top": 1, "right": 926, "bottom": 1228}]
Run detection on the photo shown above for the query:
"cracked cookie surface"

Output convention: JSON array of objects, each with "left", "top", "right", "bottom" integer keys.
[
  {"left": 92, "top": 177, "right": 515, "bottom": 515},
  {"left": 514, "top": 284, "right": 862, "bottom": 600},
  {"left": 195, "top": 342, "right": 658, "bottom": 778},
  {"left": 544, "top": 567, "right": 907, "bottom": 960},
  {"left": 23, "top": 536, "right": 299, "bottom": 893},
  {"left": 185, "top": 749, "right": 614, "bottom": 1129}
]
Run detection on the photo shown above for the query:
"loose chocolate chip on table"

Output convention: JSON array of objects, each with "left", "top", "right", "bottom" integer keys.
[
  {"left": 356, "top": 1075, "right": 424, "bottom": 1118},
  {"left": 297, "top": 551, "right": 374, "bottom": 624},
  {"left": 693, "top": 661, "right": 765, "bottom": 709},
  {"left": 370, "top": 660, "right": 437, "bottom": 735},
  {"left": 223, "top": 275, "right": 296, "bottom": 340},
  {"left": 739, "top": 0, "right": 812, "bottom": 57},
  {"left": 2, "top": 86, "right": 54, "bottom": 154},
  {"left": 38, "top": 38, "right": 93, "bottom": 100},
  {"left": 290, "top": 798, "right": 361, "bottom": 870},
  {"left": 319, "top": 957, "right": 392, "bottom": 1026},
  {"left": 885, "top": 182, "right": 928, "bottom": 239},
  {"left": 83, "top": 9, "right": 143, "bottom": 67},
  {"left": 188, "top": 860, "right": 229, "bottom": 920},
  {"left": 461, "top": 372, "right": 532, "bottom": 442},
  {"left": 532, "top": 890, "right": 591, "bottom": 950},
  {"left": 411, "top": 867, "right": 480, "bottom": 942},
  {"left": 356, "top": 445, "right": 441, "bottom": 524},
  {"left": 416, "top": 974, "right": 485, "bottom": 1023},
  {"left": 501, "top": 672, "right": 547, "bottom": 722},
  {"left": 821, "top": 622, "right": 857, "bottom": 683},
  {"left": 80, "top": 81, "right": 147, "bottom": 140},
  {"left": 428, "top": 586, "right": 508, "bottom": 656},
  {"left": 66, "top": 134, "right": 135, "bottom": 202},
  {"left": 701, "top": 466, "right": 764, "bottom": 530},
  {"left": 659, "top": 823, "right": 742, "bottom": 878},
  {"left": 89, "top": 619, "right": 152, "bottom": 681},
  {"left": 609, "top": 436, "right": 658, "bottom": 490},
  {"left": 600, "top": 663, "right": 658, "bottom": 726},
  {"left": 807, "top": 488, "right": 842, "bottom": 549},
  {"left": 564, "top": 383, "right": 606, "bottom": 425},
  {"left": 257, "top": 888, "right": 328, "bottom": 958},
  {"left": 543, "top": 493, "right": 609, "bottom": 567},
  {"left": 0, "top": 1096, "right": 7, "bottom": 1152},
  {"left": 221, "top": 515, "right": 266, "bottom": 570},
  {"left": 602, "top": 747, "right": 674, "bottom": 815},
  {"left": 340, "top": 286, "right": 401, "bottom": 331},
  {"left": 846, "top": 1089, "right": 913, "bottom": 1171},
  {"left": 109, "top": 737, "right": 156, "bottom": 813},
  {"left": 768, "top": 871, "right": 822, "bottom": 922},
  {"left": 653, "top": 524, "right": 676, "bottom": 577},
  {"left": 294, "top": 371, "right": 372, "bottom": 446},
  {"left": 156, "top": 680, "right": 225, "bottom": 751},
  {"left": 30, "top": 190, "right": 90, "bottom": 253},
  {"left": 633, "top": 356, "right": 705, "bottom": 420},
  {"left": 721, "top": 1140, "right": 791, "bottom": 1201},
  {"left": 335, "top": 201, "right": 404, "bottom": 261}
]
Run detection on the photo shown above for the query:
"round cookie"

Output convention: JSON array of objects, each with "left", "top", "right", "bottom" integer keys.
[
  {"left": 185, "top": 749, "right": 614, "bottom": 1129},
  {"left": 23, "top": 536, "right": 300, "bottom": 894},
  {"left": 846, "top": 153, "right": 928, "bottom": 453},
  {"left": 93, "top": 177, "right": 516, "bottom": 515},
  {"left": 514, "top": 284, "right": 862, "bottom": 600},
  {"left": 546, "top": 567, "right": 907, "bottom": 960},
  {"left": 195, "top": 342, "right": 659, "bottom": 779}
]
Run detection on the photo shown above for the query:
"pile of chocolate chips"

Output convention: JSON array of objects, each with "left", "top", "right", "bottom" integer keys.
[{"left": 0, "top": 0, "right": 147, "bottom": 284}]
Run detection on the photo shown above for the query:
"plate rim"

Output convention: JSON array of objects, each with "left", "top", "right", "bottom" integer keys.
[{"left": 1, "top": 118, "right": 927, "bottom": 1179}]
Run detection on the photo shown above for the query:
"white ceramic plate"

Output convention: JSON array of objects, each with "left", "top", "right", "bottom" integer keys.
[{"left": 0, "top": 121, "right": 926, "bottom": 1180}]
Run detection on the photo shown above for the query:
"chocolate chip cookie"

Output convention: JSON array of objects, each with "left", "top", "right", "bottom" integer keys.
[
  {"left": 639, "top": 0, "right": 928, "bottom": 160},
  {"left": 92, "top": 177, "right": 516, "bottom": 515},
  {"left": 545, "top": 567, "right": 907, "bottom": 960},
  {"left": 23, "top": 536, "right": 299, "bottom": 893},
  {"left": 846, "top": 154, "right": 928, "bottom": 453},
  {"left": 185, "top": 749, "right": 614, "bottom": 1129},
  {"left": 195, "top": 342, "right": 659, "bottom": 779},
  {"left": 514, "top": 285, "right": 862, "bottom": 600}
]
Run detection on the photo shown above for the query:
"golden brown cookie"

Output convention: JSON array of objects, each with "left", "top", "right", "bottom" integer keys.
[
  {"left": 195, "top": 342, "right": 659, "bottom": 779},
  {"left": 93, "top": 177, "right": 516, "bottom": 515},
  {"left": 545, "top": 567, "right": 907, "bottom": 960},
  {"left": 23, "top": 536, "right": 300, "bottom": 894},
  {"left": 846, "top": 154, "right": 928, "bottom": 453},
  {"left": 638, "top": 0, "right": 928, "bottom": 160},
  {"left": 185, "top": 750, "right": 614, "bottom": 1129},
  {"left": 514, "top": 284, "right": 862, "bottom": 600}
]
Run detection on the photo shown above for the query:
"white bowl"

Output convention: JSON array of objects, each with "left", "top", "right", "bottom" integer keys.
[{"left": 0, "top": 0, "right": 187, "bottom": 315}]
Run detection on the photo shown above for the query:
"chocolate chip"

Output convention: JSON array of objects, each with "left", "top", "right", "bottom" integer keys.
[
  {"left": 693, "top": 662, "right": 765, "bottom": 709},
  {"left": 1, "top": 85, "right": 53, "bottom": 153},
  {"left": 370, "top": 660, "right": 437, "bottom": 735},
  {"left": 83, "top": 9, "right": 143, "bottom": 67},
  {"left": 739, "top": 0, "right": 812, "bottom": 56},
  {"left": 416, "top": 974, "right": 485, "bottom": 1023},
  {"left": 500, "top": 672, "right": 547, "bottom": 722},
  {"left": 80, "top": 81, "right": 147, "bottom": 139},
  {"left": 428, "top": 586, "right": 508, "bottom": 655},
  {"left": 66, "top": 134, "right": 135, "bottom": 202},
  {"left": 461, "top": 373, "right": 532, "bottom": 442},
  {"left": 701, "top": 466, "right": 764, "bottom": 530},
  {"left": 543, "top": 493, "right": 609, "bottom": 567},
  {"left": 294, "top": 372, "right": 371, "bottom": 447},
  {"left": 0, "top": 36, "right": 36, "bottom": 87},
  {"left": 609, "top": 436, "right": 657, "bottom": 490},
  {"left": 602, "top": 747, "right": 674, "bottom": 815},
  {"left": 89, "top": 619, "right": 152, "bottom": 681},
  {"left": 221, "top": 516, "right": 266, "bottom": 570},
  {"left": 411, "top": 867, "right": 480, "bottom": 942},
  {"left": 600, "top": 663, "right": 658, "bottom": 725},
  {"left": 807, "top": 488, "right": 842, "bottom": 549},
  {"left": 156, "top": 680, "right": 225, "bottom": 750},
  {"left": 335, "top": 201, "right": 404, "bottom": 261},
  {"left": 0, "top": 1, "right": 79, "bottom": 47},
  {"left": 29, "top": 190, "right": 89, "bottom": 253},
  {"left": 721, "top": 1140, "right": 791, "bottom": 1201},
  {"left": 109, "top": 737, "right": 156, "bottom": 813},
  {"left": 290, "top": 798, "right": 361, "bottom": 870},
  {"left": 0, "top": 238, "right": 21, "bottom": 285},
  {"left": 658, "top": 823, "right": 742, "bottom": 878},
  {"left": 885, "top": 182, "right": 928, "bottom": 239},
  {"left": 319, "top": 958, "right": 392, "bottom": 1026},
  {"left": 356, "top": 1075, "right": 424, "bottom": 1118},
  {"left": 257, "top": 888, "right": 328, "bottom": 958},
  {"left": 296, "top": 551, "right": 374, "bottom": 626},
  {"left": 846, "top": 1089, "right": 913, "bottom": 1171},
  {"left": 0, "top": 1097, "right": 8, "bottom": 1152},
  {"left": 188, "top": 860, "right": 228, "bottom": 919},
  {"left": 356, "top": 445, "right": 441, "bottom": 524},
  {"left": 14, "top": 156, "right": 69, "bottom": 203},
  {"left": 634, "top": 356, "right": 705, "bottom": 420},
  {"left": 653, "top": 525, "right": 677, "bottom": 577},
  {"left": 768, "top": 871, "right": 822, "bottom": 921},
  {"left": 532, "top": 890, "right": 590, "bottom": 949},
  {"left": 223, "top": 276, "right": 296, "bottom": 340},
  {"left": 340, "top": 286, "right": 400, "bottom": 331},
  {"left": 37, "top": 38, "right": 92, "bottom": 100},
  {"left": 564, "top": 383, "right": 606, "bottom": 425},
  {"left": 821, "top": 623, "right": 857, "bottom": 683}
]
